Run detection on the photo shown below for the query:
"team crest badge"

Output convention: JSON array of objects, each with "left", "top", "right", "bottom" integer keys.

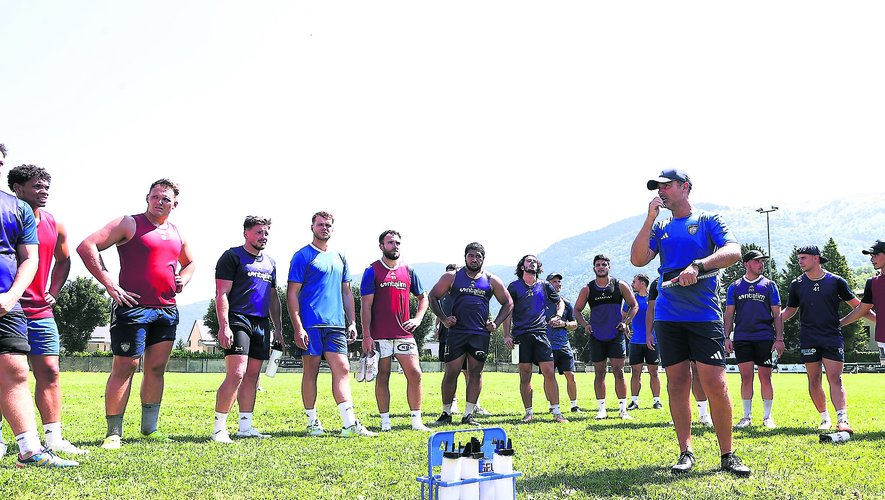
[
  {"left": 120, "top": 342, "right": 131, "bottom": 353},
  {"left": 687, "top": 225, "right": 698, "bottom": 235}
]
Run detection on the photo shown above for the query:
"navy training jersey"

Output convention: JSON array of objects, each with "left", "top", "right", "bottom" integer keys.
[
  {"left": 586, "top": 278, "right": 624, "bottom": 341},
  {"left": 216, "top": 246, "right": 277, "bottom": 318},
  {"left": 448, "top": 268, "right": 493, "bottom": 336},
  {"left": 725, "top": 276, "right": 780, "bottom": 341},
  {"left": 508, "top": 278, "right": 559, "bottom": 336},
  {"left": 786, "top": 272, "right": 855, "bottom": 347},
  {"left": 546, "top": 299, "right": 575, "bottom": 350}
]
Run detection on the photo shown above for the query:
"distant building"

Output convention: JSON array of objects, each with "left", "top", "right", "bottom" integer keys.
[
  {"left": 188, "top": 320, "right": 220, "bottom": 354},
  {"left": 87, "top": 326, "right": 111, "bottom": 352}
]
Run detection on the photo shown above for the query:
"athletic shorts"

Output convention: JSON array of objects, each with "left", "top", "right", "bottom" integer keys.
[
  {"left": 110, "top": 305, "right": 179, "bottom": 357},
  {"left": 444, "top": 332, "right": 490, "bottom": 363},
  {"left": 654, "top": 321, "right": 726, "bottom": 368},
  {"left": 375, "top": 337, "right": 418, "bottom": 358},
  {"left": 733, "top": 339, "right": 775, "bottom": 368},
  {"left": 0, "top": 310, "right": 30, "bottom": 355},
  {"left": 552, "top": 348, "right": 576, "bottom": 374},
  {"left": 514, "top": 332, "right": 554, "bottom": 364},
  {"left": 27, "top": 317, "right": 61, "bottom": 356},
  {"left": 297, "top": 327, "right": 348, "bottom": 357},
  {"left": 801, "top": 345, "right": 844, "bottom": 363},
  {"left": 440, "top": 333, "right": 469, "bottom": 368},
  {"left": 588, "top": 333, "right": 626, "bottom": 363},
  {"left": 628, "top": 342, "right": 660, "bottom": 366},
  {"left": 223, "top": 312, "right": 271, "bottom": 360}
]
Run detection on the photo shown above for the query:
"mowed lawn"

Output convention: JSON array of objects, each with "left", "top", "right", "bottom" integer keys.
[{"left": 2, "top": 370, "right": 885, "bottom": 499}]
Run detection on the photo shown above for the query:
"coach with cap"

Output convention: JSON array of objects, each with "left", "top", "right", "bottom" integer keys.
[{"left": 631, "top": 168, "right": 749, "bottom": 476}]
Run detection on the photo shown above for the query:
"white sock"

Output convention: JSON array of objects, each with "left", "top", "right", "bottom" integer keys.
[
  {"left": 742, "top": 399, "right": 753, "bottom": 419},
  {"left": 43, "top": 422, "right": 62, "bottom": 447},
  {"left": 697, "top": 400, "right": 709, "bottom": 417},
  {"left": 305, "top": 408, "right": 318, "bottom": 425},
  {"left": 338, "top": 401, "right": 356, "bottom": 428},
  {"left": 465, "top": 402, "right": 476, "bottom": 416},
  {"left": 15, "top": 431, "right": 43, "bottom": 457},
  {"left": 214, "top": 412, "right": 228, "bottom": 434},
  {"left": 570, "top": 399, "right": 578, "bottom": 408},
  {"left": 836, "top": 408, "right": 848, "bottom": 422},
  {"left": 763, "top": 399, "right": 773, "bottom": 419},
  {"left": 442, "top": 403, "right": 452, "bottom": 414},
  {"left": 597, "top": 399, "right": 606, "bottom": 411},
  {"left": 380, "top": 412, "right": 391, "bottom": 424},
  {"left": 653, "top": 397, "right": 661, "bottom": 403},
  {"left": 238, "top": 412, "right": 253, "bottom": 432},
  {"left": 820, "top": 410, "right": 831, "bottom": 422},
  {"left": 410, "top": 410, "right": 422, "bottom": 427},
  {"left": 632, "top": 395, "right": 639, "bottom": 403},
  {"left": 618, "top": 399, "right": 627, "bottom": 412},
  {"left": 525, "top": 406, "right": 533, "bottom": 416},
  {"left": 550, "top": 404, "right": 561, "bottom": 415}
]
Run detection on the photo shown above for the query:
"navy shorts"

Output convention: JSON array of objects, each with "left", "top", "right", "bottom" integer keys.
[
  {"left": 801, "top": 345, "right": 844, "bottom": 363},
  {"left": 444, "top": 332, "right": 490, "bottom": 363},
  {"left": 733, "top": 339, "right": 775, "bottom": 368},
  {"left": 110, "top": 305, "right": 179, "bottom": 357},
  {"left": 654, "top": 321, "right": 726, "bottom": 368},
  {"left": 552, "top": 348, "right": 576, "bottom": 374},
  {"left": 0, "top": 310, "right": 30, "bottom": 355},
  {"left": 588, "top": 333, "right": 626, "bottom": 363},
  {"left": 628, "top": 343, "right": 660, "bottom": 366},
  {"left": 297, "top": 327, "right": 348, "bottom": 357},
  {"left": 223, "top": 312, "right": 271, "bottom": 360},
  {"left": 515, "top": 332, "right": 554, "bottom": 364}
]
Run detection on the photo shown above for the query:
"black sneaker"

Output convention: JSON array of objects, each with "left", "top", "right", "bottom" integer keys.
[
  {"left": 720, "top": 452, "right": 751, "bottom": 477},
  {"left": 461, "top": 412, "right": 481, "bottom": 427},
  {"left": 436, "top": 412, "right": 452, "bottom": 424},
  {"left": 652, "top": 401, "right": 663, "bottom": 410},
  {"left": 671, "top": 450, "right": 695, "bottom": 474},
  {"left": 627, "top": 401, "right": 640, "bottom": 411},
  {"left": 570, "top": 406, "right": 584, "bottom": 413}
]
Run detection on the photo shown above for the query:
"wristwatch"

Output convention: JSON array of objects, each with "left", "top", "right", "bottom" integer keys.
[{"left": 691, "top": 259, "right": 706, "bottom": 273}]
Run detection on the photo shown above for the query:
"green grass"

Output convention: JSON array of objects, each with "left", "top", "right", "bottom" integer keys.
[{"left": 2, "top": 370, "right": 885, "bottom": 498}]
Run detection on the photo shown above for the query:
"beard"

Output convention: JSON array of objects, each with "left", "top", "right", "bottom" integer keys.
[
  {"left": 466, "top": 261, "right": 482, "bottom": 272},
  {"left": 312, "top": 230, "right": 330, "bottom": 241},
  {"left": 382, "top": 249, "right": 399, "bottom": 260}
]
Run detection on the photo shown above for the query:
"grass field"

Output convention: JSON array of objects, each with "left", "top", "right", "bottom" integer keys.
[{"left": 2, "top": 370, "right": 884, "bottom": 499}]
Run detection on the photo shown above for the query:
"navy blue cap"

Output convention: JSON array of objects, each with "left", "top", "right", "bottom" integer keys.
[
  {"left": 797, "top": 245, "right": 828, "bottom": 264},
  {"left": 647, "top": 169, "right": 691, "bottom": 190}
]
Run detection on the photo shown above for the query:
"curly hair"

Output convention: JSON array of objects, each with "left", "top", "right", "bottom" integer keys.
[
  {"left": 244, "top": 216, "right": 271, "bottom": 230},
  {"left": 7, "top": 164, "right": 51, "bottom": 191},
  {"left": 0, "top": 144, "right": 7, "bottom": 158},
  {"left": 514, "top": 254, "right": 543, "bottom": 279},
  {"left": 312, "top": 211, "right": 334, "bottom": 224}
]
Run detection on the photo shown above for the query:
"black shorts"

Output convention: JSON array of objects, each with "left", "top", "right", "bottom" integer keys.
[
  {"left": 801, "top": 345, "right": 845, "bottom": 363},
  {"left": 515, "top": 332, "right": 554, "bottom": 364},
  {"left": 0, "top": 310, "right": 30, "bottom": 355},
  {"left": 588, "top": 333, "right": 626, "bottom": 363},
  {"left": 655, "top": 321, "right": 726, "bottom": 368},
  {"left": 440, "top": 329, "right": 469, "bottom": 369},
  {"left": 110, "top": 305, "right": 179, "bottom": 357},
  {"left": 628, "top": 343, "right": 660, "bottom": 366},
  {"left": 223, "top": 312, "right": 271, "bottom": 360},
  {"left": 733, "top": 339, "right": 775, "bottom": 368},
  {"left": 552, "top": 348, "right": 576, "bottom": 374},
  {"left": 444, "top": 332, "right": 490, "bottom": 363}
]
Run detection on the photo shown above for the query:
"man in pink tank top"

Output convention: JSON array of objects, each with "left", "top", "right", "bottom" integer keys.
[
  {"left": 77, "top": 179, "right": 195, "bottom": 450},
  {"left": 7, "top": 165, "right": 87, "bottom": 456}
]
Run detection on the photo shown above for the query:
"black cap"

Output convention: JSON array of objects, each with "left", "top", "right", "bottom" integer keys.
[
  {"left": 647, "top": 169, "right": 691, "bottom": 190},
  {"left": 546, "top": 272, "right": 563, "bottom": 281},
  {"left": 797, "top": 245, "right": 828, "bottom": 264},
  {"left": 742, "top": 250, "right": 769, "bottom": 263},
  {"left": 862, "top": 240, "right": 885, "bottom": 255}
]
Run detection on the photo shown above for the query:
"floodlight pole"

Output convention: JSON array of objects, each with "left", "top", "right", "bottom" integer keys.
[{"left": 756, "top": 206, "right": 779, "bottom": 275}]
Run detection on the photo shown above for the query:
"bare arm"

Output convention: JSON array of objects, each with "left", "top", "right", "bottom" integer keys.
[
  {"left": 489, "top": 274, "right": 514, "bottom": 331},
  {"left": 46, "top": 220, "right": 71, "bottom": 305},
  {"left": 342, "top": 281, "right": 357, "bottom": 342},
  {"left": 645, "top": 299, "right": 656, "bottom": 348},
  {"left": 287, "top": 281, "right": 308, "bottom": 349},
  {"left": 0, "top": 243, "right": 39, "bottom": 317},
  {"left": 723, "top": 304, "right": 735, "bottom": 353},
  {"left": 176, "top": 237, "right": 196, "bottom": 293},
  {"left": 780, "top": 306, "right": 798, "bottom": 323},
  {"left": 428, "top": 272, "right": 456, "bottom": 325},
  {"left": 631, "top": 197, "right": 662, "bottom": 267},
  {"left": 403, "top": 293, "right": 429, "bottom": 331},
  {"left": 269, "top": 286, "right": 283, "bottom": 344},
  {"left": 76, "top": 216, "right": 138, "bottom": 306},
  {"left": 620, "top": 281, "right": 638, "bottom": 328},
  {"left": 772, "top": 305, "right": 785, "bottom": 355},
  {"left": 573, "top": 286, "right": 590, "bottom": 331},
  {"left": 360, "top": 293, "right": 374, "bottom": 354},
  {"left": 215, "top": 279, "right": 234, "bottom": 349}
]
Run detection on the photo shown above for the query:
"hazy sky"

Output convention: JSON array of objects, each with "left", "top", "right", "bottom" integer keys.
[{"left": 2, "top": 1, "right": 883, "bottom": 304}]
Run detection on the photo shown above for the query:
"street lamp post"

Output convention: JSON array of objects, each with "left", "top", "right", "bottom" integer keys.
[{"left": 756, "top": 206, "right": 779, "bottom": 275}]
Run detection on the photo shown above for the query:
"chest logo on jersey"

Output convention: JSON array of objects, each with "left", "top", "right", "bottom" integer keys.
[
  {"left": 380, "top": 280, "right": 408, "bottom": 290},
  {"left": 687, "top": 224, "right": 698, "bottom": 235},
  {"left": 813, "top": 283, "right": 820, "bottom": 292}
]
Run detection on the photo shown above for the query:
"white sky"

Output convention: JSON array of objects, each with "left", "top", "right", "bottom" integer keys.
[{"left": 1, "top": 1, "right": 883, "bottom": 304}]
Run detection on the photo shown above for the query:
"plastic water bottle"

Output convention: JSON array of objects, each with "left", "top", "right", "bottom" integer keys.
[
  {"left": 492, "top": 439, "right": 515, "bottom": 500},
  {"left": 460, "top": 438, "right": 482, "bottom": 500},
  {"left": 479, "top": 456, "right": 495, "bottom": 500},
  {"left": 265, "top": 342, "right": 284, "bottom": 377},
  {"left": 819, "top": 431, "right": 851, "bottom": 444},
  {"left": 439, "top": 441, "right": 462, "bottom": 500}
]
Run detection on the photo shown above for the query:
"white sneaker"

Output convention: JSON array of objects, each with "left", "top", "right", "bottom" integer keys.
[
  {"left": 450, "top": 401, "right": 461, "bottom": 414},
  {"left": 819, "top": 418, "right": 832, "bottom": 431},
  {"left": 474, "top": 404, "right": 492, "bottom": 416},
  {"left": 212, "top": 430, "right": 234, "bottom": 444},
  {"left": 365, "top": 353, "right": 378, "bottom": 382},
  {"left": 356, "top": 355, "right": 367, "bottom": 382},
  {"left": 380, "top": 420, "right": 392, "bottom": 432},
  {"left": 762, "top": 417, "right": 776, "bottom": 429},
  {"left": 236, "top": 427, "right": 270, "bottom": 439},
  {"left": 0, "top": 439, "right": 7, "bottom": 457},
  {"left": 619, "top": 410, "right": 633, "bottom": 420},
  {"left": 101, "top": 435, "right": 122, "bottom": 450},
  {"left": 412, "top": 422, "right": 432, "bottom": 432},
  {"left": 595, "top": 409, "right": 607, "bottom": 420},
  {"left": 736, "top": 417, "right": 752, "bottom": 428},
  {"left": 698, "top": 414, "right": 714, "bottom": 427},
  {"left": 307, "top": 419, "right": 326, "bottom": 437},
  {"left": 341, "top": 420, "right": 377, "bottom": 437},
  {"left": 47, "top": 439, "right": 90, "bottom": 455}
]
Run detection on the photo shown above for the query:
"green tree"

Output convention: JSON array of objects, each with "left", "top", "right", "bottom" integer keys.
[
  {"left": 719, "top": 242, "right": 767, "bottom": 307},
  {"left": 776, "top": 246, "right": 803, "bottom": 350},
  {"left": 202, "top": 298, "right": 219, "bottom": 335},
  {"left": 54, "top": 276, "right": 109, "bottom": 353},
  {"left": 822, "top": 238, "right": 866, "bottom": 354}
]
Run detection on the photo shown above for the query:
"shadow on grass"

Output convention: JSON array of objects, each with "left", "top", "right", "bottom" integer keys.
[{"left": 517, "top": 464, "right": 724, "bottom": 496}]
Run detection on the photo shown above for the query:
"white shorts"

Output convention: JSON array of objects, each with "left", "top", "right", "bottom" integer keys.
[{"left": 375, "top": 338, "right": 418, "bottom": 358}]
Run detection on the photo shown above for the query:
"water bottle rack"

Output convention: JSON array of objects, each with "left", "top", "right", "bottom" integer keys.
[{"left": 416, "top": 427, "right": 522, "bottom": 500}]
